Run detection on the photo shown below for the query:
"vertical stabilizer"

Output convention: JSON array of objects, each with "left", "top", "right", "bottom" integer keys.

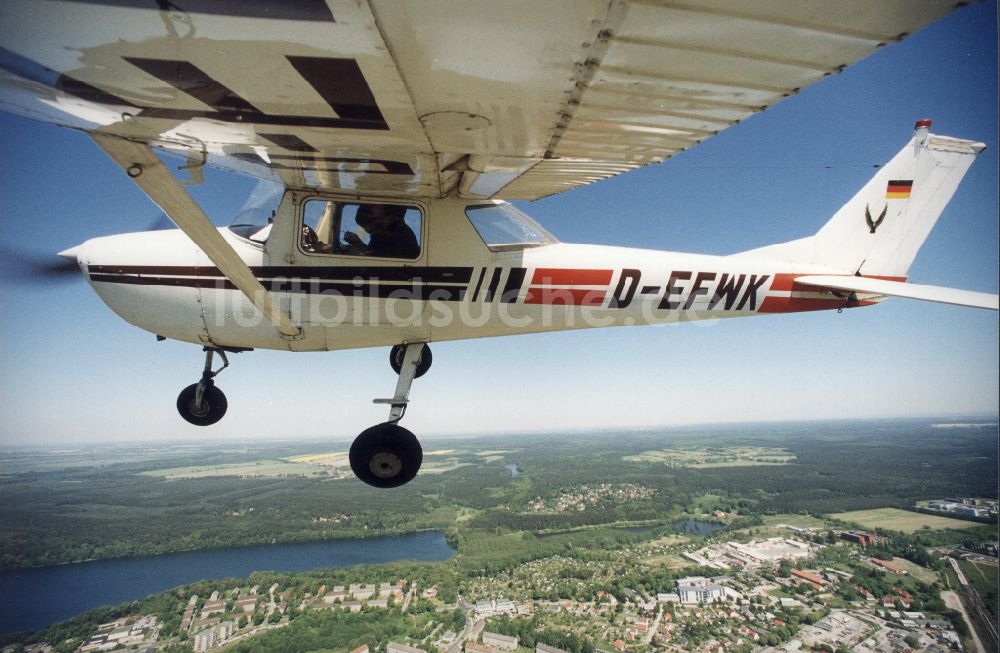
[{"left": 739, "top": 121, "right": 985, "bottom": 276}]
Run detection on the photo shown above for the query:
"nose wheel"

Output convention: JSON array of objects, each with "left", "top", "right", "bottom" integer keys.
[
  {"left": 176, "top": 348, "right": 229, "bottom": 426},
  {"left": 350, "top": 343, "right": 430, "bottom": 488}
]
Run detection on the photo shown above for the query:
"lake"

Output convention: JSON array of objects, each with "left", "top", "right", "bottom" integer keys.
[
  {"left": 673, "top": 518, "right": 726, "bottom": 535},
  {"left": 0, "top": 531, "right": 453, "bottom": 636}
]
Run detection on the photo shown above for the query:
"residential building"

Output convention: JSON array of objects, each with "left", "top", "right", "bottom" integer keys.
[
  {"left": 350, "top": 584, "right": 377, "bottom": 601},
  {"left": 839, "top": 531, "right": 875, "bottom": 546},
  {"left": 323, "top": 589, "right": 347, "bottom": 603},
  {"left": 676, "top": 577, "right": 726, "bottom": 604},
  {"left": 466, "top": 643, "right": 499, "bottom": 653},
  {"left": 387, "top": 643, "right": 426, "bottom": 653},
  {"left": 483, "top": 632, "right": 518, "bottom": 650},
  {"left": 790, "top": 569, "right": 825, "bottom": 591},
  {"left": 193, "top": 628, "right": 217, "bottom": 652},
  {"left": 236, "top": 596, "right": 256, "bottom": 613},
  {"left": 537, "top": 644, "right": 570, "bottom": 653}
]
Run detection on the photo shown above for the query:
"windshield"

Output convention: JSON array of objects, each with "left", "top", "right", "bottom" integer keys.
[
  {"left": 465, "top": 203, "right": 557, "bottom": 251},
  {"left": 228, "top": 180, "right": 283, "bottom": 243}
]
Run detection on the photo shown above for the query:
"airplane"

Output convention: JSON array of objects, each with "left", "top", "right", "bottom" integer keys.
[{"left": 0, "top": 1, "right": 996, "bottom": 488}]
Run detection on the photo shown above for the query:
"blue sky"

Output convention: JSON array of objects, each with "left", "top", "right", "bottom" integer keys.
[{"left": 0, "top": 2, "right": 996, "bottom": 445}]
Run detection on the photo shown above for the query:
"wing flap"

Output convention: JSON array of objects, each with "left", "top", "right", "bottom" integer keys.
[{"left": 795, "top": 275, "right": 999, "bottom": 311}]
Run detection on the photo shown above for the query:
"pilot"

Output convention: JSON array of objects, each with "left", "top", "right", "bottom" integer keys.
[{"left": 344, "top": 204, "right": 419, "bottom": 258}]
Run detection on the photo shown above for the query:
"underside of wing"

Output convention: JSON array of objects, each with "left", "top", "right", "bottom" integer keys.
[
  {"left": 0, "top": 1, "right": 962, "bottom": 198},
  {"left": 795, "top": 275, "right": 999, "bottom": 311}
]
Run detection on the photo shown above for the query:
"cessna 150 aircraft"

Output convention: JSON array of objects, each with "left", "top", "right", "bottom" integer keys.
[{"left": 1, "top": 1, "right": 996, "bottom": 487}]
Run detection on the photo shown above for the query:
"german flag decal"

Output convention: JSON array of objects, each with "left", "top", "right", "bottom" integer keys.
[{"left": 885, "top": 179, "right": 913, "bottom": 199}]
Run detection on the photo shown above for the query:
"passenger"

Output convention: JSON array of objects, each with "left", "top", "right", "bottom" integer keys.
[{"left": 344, "top": 204, "right": 419, "bottom": 258}]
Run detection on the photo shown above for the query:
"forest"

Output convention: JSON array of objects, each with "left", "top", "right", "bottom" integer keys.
[{"left": 0, "top": 417, "right": 996, "bottom": 570}]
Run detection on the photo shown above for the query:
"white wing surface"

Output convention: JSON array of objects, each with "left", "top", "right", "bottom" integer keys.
[{"left": 0, "top": 1, "right": 962, "bottom": 198}]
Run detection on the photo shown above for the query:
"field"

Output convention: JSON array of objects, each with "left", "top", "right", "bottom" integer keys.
[
  {"left": 2, "top": 419, "right": 996, "bottom": 571},
  {"left": 885, "top": 557, "right": 939, "bottom": 583},
  {"left": 829, "top": 508, "right": 980, "bottom": 533},
  {"left": 623, "top": 446, "right": 795, "bottom": 467},
  {"left": 762, "top": 514, "right": 829, "bottom": 529},
  {"left": 140, "top": 460, "right": 330, "bottom": 479}
]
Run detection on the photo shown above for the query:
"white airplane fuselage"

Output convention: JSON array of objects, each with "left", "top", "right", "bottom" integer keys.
[{"left": 69, "top": 194, "right": 881, "bottom": 353}]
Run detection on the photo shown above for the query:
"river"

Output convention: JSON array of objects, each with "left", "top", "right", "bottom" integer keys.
[{"left": 0, "top": 531, "right": 453, "bottom": 636}]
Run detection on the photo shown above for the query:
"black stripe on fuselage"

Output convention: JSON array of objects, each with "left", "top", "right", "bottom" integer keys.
[
  {"left": 501, "top": 267, "right": 526, "bottom": 303},
  {"left": 89, "top": 274, "right": 470, "bottom": 301},
  {"left": 58, "top": 0, "right": 336, "bottom": 22},
  {"left": 88, "top": 265, "right": 473, "bottom": 284},
  {"left": 470, "top": 268, "right": 486, "bottom": 302},
  {"left": 483, "top": 268, "right": 503, "bottom": 302}
]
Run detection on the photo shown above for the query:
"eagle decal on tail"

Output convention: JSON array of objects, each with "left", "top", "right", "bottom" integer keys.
[{"left": 865, "top": 204, "right": 887, "bottom": 234}]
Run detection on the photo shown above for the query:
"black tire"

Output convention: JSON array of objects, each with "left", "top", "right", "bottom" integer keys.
[
  {"left": 176, "top": 382, "right": 228, "bottom": 426},
  {"left": 389, "top": 344, "right": 432, "bottom": 378},
  {"left": 349, "top": 422, "right": 423, "bottom": 488}
]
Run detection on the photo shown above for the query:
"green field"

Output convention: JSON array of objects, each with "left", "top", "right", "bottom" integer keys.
[
  {"left": 623, "top": 446, "right": 795, "bottom": 467},
  {"left": 140, "top": 460, "right": 329, "bottom": 479},
  {"left": 829, "top": 508, "right": 980, "bottom": 533},
  {"left": 762, "top": 514, "right": 829, "bottom": 529}
]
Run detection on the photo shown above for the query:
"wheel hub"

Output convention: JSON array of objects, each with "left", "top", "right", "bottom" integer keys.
[
  {"left": 369, "top": 451, "right": 403, "bottom": 478},
  {"left": 188, "top": 399, "right": 210, "bottom": 417}
]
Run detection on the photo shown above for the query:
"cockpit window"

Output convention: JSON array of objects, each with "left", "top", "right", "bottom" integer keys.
[
  {"left": 301, "top": 200, "right": 421, "bottom": 259},
  {"left": 465, "top": 203, "right": 556, "bottom": 252},
  {"left": 228, "top": 181, "right": 283, "bottom": 244}
]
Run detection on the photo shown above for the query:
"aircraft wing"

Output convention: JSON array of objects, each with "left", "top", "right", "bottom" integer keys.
[
  {"left": 0, "top": 1, "right": 962, "bottom": 199},
  {"left": 795, "top": 275, "right": 1000, "bottom": 311}
]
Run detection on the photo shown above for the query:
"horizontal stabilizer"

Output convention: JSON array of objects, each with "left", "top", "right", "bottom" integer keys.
[{"left": 794, "top": 275, "right": 998, "bottom": 311}]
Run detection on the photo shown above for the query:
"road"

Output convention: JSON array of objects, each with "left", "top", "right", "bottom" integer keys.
[
  {"left": 641, "top": 607, "right": 663, "bottom": 645},
  {"left": 402, "top": 582, "right": 416, "bottom": 612},
  {"left": 942, "top": 590, "right": 984, "bottom": 653},
  {"left": 445, "top": 616, "right": 484, "bottom": 653}
]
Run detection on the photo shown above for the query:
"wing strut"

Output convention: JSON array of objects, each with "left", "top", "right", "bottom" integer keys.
[{"left": 90, "top": 134, "right": 302, "bottom": 339}]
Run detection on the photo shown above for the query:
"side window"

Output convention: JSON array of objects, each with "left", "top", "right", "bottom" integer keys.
[{"left": 301, "top": 200, "right": 421, "bottom": 259}]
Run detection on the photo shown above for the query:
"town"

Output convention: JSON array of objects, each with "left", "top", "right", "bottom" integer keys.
[{"left": 9, "top": 520, "right": 993, "bottom": 653}]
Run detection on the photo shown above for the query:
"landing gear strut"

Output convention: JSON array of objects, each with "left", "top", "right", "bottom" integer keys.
[
  {"left": 176, "top": 348, "right": 229, "bottom": 426},
  {"left": 349, "top": 343, "right": 430, "bottom": 488}
]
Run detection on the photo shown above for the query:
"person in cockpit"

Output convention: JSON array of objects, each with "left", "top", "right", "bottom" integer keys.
[{"left": 344, "top": 204, "right": 419, "bottom": 259}]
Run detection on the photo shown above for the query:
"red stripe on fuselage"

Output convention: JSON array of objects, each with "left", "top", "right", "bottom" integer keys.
[
  {"left": 524, "top": 288, "right": 606, "bottom": 306},
  {"left": 758, "top": 296, "right": 849, "bottom": 313},
  {"left": 531, "top": 268, "right": 613, "bottom": 286}
]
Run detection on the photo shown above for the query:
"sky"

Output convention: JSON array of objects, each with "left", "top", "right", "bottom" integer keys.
[{"left": 0, "top": 2, "right": 997, "bottom": 446}]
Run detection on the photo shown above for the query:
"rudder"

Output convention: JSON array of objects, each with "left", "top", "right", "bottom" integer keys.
[{"left": 740, "top": 120, "right": 985, "bottom": 276}]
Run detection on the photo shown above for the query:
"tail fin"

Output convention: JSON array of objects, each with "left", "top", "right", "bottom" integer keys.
[{"left": 741, "top": 120, "right": 985, "bottom": 276}]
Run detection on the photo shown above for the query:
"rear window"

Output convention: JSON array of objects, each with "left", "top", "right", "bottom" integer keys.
[{"left": 465, "top": 203, "right": 556, "bottom": 252}]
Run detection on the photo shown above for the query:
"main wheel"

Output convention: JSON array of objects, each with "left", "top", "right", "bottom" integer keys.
[
  {"left": 349, "top": 422, "right": 423, "bottom": 488},
  {"left": 176, "top": 383, "right": 228, "bottom": 426},
  {"left": 389, "top": 344, "right": 432, "bottom": 378}
]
